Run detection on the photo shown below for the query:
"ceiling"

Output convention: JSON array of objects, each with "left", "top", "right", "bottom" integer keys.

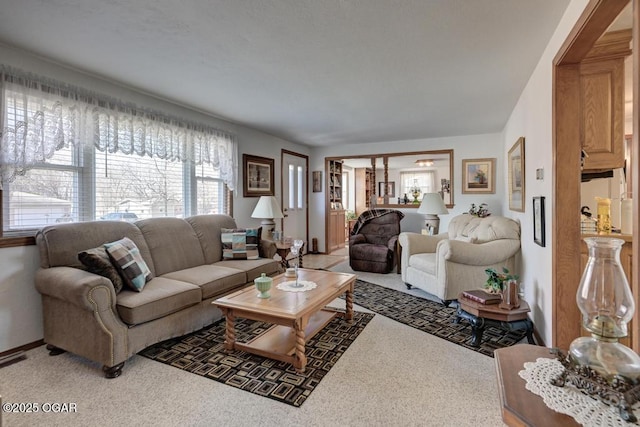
[{"left": 0, "top": 0, "right": 572, "bottom": 147}]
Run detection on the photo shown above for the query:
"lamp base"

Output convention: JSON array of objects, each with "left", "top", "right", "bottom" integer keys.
[
  {"left": 260, "top": 219, "right": 276, "bottom": 241},
  {"left": 551, "top": 347, "right": 640, "bottom": 423},
  {"left": 424, "top": 214, "right": 441, "bottom": 235}
]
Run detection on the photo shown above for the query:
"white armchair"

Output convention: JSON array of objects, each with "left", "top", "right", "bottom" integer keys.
[{"left": 398, "top": 215, "right": 521, "bottom": 305}]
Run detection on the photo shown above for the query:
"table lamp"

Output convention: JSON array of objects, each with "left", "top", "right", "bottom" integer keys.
[
  {"left": 417, "top": 193, "right": 448, "bottom": 235},
  {"left": 251, "top": 196, "right": 284, "bottom": 241}
]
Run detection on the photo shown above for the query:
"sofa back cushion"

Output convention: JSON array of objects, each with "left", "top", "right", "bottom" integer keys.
[
  {"left": 135, "top": 217, "right": 206, "bottom": 276},
  {"left": 186, "top": 214, "right": 239, "bottom": 264},
  {"left": 447, "top": 215, "right": 520, "bottom": 244},
  {"left": 36, "top": 221, "right": 151, "bottom": 271},
  {"left": 358, "top": 211, "right": 403, "bottom": 246}
]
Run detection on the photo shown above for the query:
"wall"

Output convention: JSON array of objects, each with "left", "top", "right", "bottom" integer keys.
[
  {"left": 501, "top": 0, "right": 589, "bottom": 346},
  {"left": 310, "top": 133, "right": 505, "bottom": 251},
  {"left": 0, "top": 44, "right": 308, "bottom": 352}
]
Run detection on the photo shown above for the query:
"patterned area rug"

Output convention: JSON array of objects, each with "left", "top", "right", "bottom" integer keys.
[
  {"left": 140, "top": 311, "right": 374, "bottom": 407},
  {"left": 346, "top": 279, "right": 527, "bottom": 357}
]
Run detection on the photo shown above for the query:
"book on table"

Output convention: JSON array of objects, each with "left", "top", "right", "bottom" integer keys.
[{"left": 462, "top": 289, "right": 502, "bottom": 305}]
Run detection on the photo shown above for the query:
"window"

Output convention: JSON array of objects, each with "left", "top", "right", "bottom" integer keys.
[
  {"left": 0, "top": 68, "right": 237, "bottom": 236},
  {"left": 400, "top": 171, "right": 435, "bottom": 200}
]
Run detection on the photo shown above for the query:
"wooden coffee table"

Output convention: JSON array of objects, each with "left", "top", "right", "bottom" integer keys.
[
  {"left": 456, "top": 292, "right": 535, "bottom": 347},
  {"left": 212, "top": 269, "right": 355, "bottom": 373}
]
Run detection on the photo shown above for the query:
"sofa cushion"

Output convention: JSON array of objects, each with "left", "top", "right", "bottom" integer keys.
[
  {"left": 409, "top": 253, "right": 436, "bottom": 276},
  {"left": 35, "top": 220, "right": 152, "bottom": 270},
  {"left": 116, "top": 277, "right": 201, "bottom": 325},
  {"left": 215, "top": 258, "right": 280, "bottom": 282},
  {"left": 136, "top": 217, "right": 206, "bottom": 276},
  {"left": 221, "top": 228, "right": 260, "bottom": 260},
  {"left": 186, "top": 214, "right": 238, "bottom": 264},
  {"left": 78, "top": 247, "right": 125, "bottom": 294},
  {"left": 162, "top": 265, "right": 248, "bottom": 299},
  {"left": 105, "top": 237, "right": 153, "bottom": 292}
]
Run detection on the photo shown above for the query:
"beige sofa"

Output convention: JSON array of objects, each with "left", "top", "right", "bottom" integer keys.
[
  {"left": 35, "top": 215, "right": 280, "bottom": 378},
  {"left": 398, "top": 214, "right": 521, "bottom": 305}
]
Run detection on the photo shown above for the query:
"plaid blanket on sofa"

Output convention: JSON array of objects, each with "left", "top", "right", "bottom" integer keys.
[{"left": 351, "top": 209, "right": 405, "bottom": 236}]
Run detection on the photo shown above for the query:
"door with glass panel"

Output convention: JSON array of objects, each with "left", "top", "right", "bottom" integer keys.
[{"left": 281, "top": 151, "right": 308, "bottom": 250}]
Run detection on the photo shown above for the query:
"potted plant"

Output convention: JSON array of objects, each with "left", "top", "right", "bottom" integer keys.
[{"left": 484, "top": 267, "right": 519, "bottom": 294}]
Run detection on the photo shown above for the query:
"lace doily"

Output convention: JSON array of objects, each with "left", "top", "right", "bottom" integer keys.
[
  {"left": 519, "top": 357, "right": 640, "bottom": 426},
  {"left": 276, "top": 280, "right": 317, "bottom": 292}
]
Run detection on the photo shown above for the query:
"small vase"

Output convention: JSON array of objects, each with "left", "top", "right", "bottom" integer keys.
[
  {"left": 499, "top": 280, "right": 520, "bottom": 310},
  {"left": 254, "top": 273, "right": 272, "bottom": 299}
]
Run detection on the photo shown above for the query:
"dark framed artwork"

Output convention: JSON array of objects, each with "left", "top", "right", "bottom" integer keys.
[
  {"left": 461, "top": 158, "right": 496, "bottom": 194},
  {"left": 508, "top": 137, "right": 525, "bottom": 212},
  {"left": 533, "top": 196, "right": 545, "bottom": 247},
  {"left": 243, "top": 154, "right": 274, "bottom": 197},
  {"left": 378, "top": 181, "right": 395, "bottom": 198},
  {"left": 312, "top": 171, "right": 322, "bottom": 192}
]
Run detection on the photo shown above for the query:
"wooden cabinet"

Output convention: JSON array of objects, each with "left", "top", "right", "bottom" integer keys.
[
  {"left": 354, "top": 167, "right": 372, "bottom": 216},
  {"left": 326, "top": 160, "right": 345, "bottom": 252},
  {"left": 328, "top": 160, "right": 343, "bottom": 209},
  {"left": 580, "top": 30, "right": 630, "bottom": 171},
  {"left": 328, "top": 210, "right": 345, "bottom": 252}
]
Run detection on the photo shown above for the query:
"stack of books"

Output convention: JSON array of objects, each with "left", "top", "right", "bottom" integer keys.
[{"left": 462, "top": 289, "right": 502, "bottom": 305}]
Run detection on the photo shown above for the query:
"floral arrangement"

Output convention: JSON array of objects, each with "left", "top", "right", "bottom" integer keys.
[
  {"left": 484, "top": 267, "right": 519, "bottom": 293},
  {"left": 468, "top": 203, "right": 490, "bottom": 218}
]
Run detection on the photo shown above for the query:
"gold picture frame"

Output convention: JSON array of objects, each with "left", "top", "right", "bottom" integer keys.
[
  {"left": 461, "top": 158, "right": 496, "bottom": 194},
  {"left": 243, "top": 154, "right": 274, "bottom": 197},
  {"left": 508, "top": 137, "right": 525, "bottom": 212}
]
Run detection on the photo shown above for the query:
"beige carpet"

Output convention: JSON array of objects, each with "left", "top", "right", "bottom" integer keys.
[{"left": 1, "top": 263, "right": 507, "bottom": 427}]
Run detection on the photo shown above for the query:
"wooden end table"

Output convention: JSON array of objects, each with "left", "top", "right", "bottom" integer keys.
[
  {"left": 495, "top": 344, "right": 579, "bottom": 426},
  {"left": 212, "top": 269, "right": 355, "bottom": 373},
  {"left": 274, "top": 241, "right": 304, "bottom": 269},
  {"left": 455, "top": 292, "right": 535, "bottom": 347}
]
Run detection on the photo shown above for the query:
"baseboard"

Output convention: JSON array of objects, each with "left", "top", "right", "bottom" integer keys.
[{"left": 0, "top": 339, "right": 44, "bottom": 359}]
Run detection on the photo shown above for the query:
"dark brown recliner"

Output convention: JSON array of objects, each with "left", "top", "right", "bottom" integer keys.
[{"left": 349, "top": 209, "right": 404, "bottom": 274}]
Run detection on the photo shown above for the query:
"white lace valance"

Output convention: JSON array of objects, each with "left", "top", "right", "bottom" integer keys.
[{"left": 0, "top": 66, "right": 238, "bottom": 190}]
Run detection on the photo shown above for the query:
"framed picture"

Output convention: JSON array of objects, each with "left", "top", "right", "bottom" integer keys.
[
  {"left": 312, "top": 171, "right": 322, "bottom": 192},
  {"left": 378, "top": 181, "right": 395, "bottom": 198},
  {"left": 461, "top": 158, "right": 496, "bottom": 194},
  {"left": 508, "top": 137, "right": 525, "bottom": 212},
  {"left": 533, "top": 196, "right": 545, "bottom": 247},
  {"left": 243, "top": 154, "right": 274, "bottom": 197}
]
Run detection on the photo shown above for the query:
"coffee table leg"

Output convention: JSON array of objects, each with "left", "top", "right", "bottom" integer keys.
[
  {"left": 223, "top": 309, "right": 236, "bottom": 352},
  {"left": 345, "top": 287, "right": 354, "bottom": 322},
  {"left": 294, "top": 318, "right": 307, "bottom": 373}
]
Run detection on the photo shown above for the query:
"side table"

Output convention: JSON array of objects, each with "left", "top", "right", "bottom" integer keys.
[
  {"left": 274, "top": 241, "right": 304, "bottom": 269},
  {"left": 495, "top": 345, "right": 579, "bottom": 426},
  {"left": 455, "top": 292, "right": 535, "bottom": 347}
]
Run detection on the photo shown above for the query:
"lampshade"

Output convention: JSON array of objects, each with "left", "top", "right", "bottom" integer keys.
[
  {"left": 251, "top": 196, "right": 284, "bottom": 241},
  {"left": 417, "top": 193, "right": 448, "bottom": 215},
  {"left": 417, "top": 193, "right": 448, "bottom": 235}
]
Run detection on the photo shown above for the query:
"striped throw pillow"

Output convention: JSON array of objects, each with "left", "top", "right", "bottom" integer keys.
[{"left": 221, "top": 228, "right": 260, "bottom": 260}]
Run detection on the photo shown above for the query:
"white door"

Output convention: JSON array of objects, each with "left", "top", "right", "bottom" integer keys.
[{"left": 282, "top": 151, "right": 308, "bottom": 251}]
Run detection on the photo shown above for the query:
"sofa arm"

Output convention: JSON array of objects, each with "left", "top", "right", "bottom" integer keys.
[
  {"left": 398, "top": 232, "right": 448, "bottom": 255},
  {"left": 260, "top": 239, "right": 277, "bottom": 259},
  {"left": 437, "top": 239, "right": 521, "bottom": 266},
  {"left": 387, "top": 235, "right": 398, "bottom": 251},
  {"left": 35, "top": 267, "right": 118, "bottom": 313},
  {"left": 349, "top": 234, "right": 367, "bottom": 246}
]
